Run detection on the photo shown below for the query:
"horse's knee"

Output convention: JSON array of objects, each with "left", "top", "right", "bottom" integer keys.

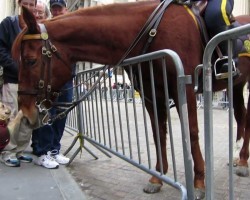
[{"left": 189, "top": 131, "right": 200, "bottom": 146}]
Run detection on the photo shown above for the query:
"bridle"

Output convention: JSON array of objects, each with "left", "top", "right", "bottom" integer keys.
[
  {"left": 18, "top": 23, "right": 73, "bottom": 125},
  {"left": 18, "top": 23, "right": 104, "bottom": 126}
]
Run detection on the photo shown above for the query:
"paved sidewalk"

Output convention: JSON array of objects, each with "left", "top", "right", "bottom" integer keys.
[
  {"left": 0, "top": 150, "right": 87, "bottom": 200},
  {"left": 62, "top": 108, "right": 250, "bottom": 200},
  {"left": 1, "top": 108, "right": 250, "bottom": 200}
]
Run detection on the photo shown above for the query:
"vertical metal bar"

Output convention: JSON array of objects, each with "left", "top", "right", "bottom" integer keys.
[
  {"left": 161, "top": 58, "right": 177, "bottom": 181},
  {"left": 75, "top": 73, "right": 85, "bottom": 149},
  {"left": 131, "top": 64, "right": 141, "bottom": 163},
  {"left": 87, "top": 75, "right": 93, "bottom": 138},
  {"left": 203, "top": 49, "right": 214, "bottom": 200},
  {"left": 149, "top": 60, "right": 164, "bottom": 174},
  {"left": 98, "top": 70, "right": 107, "bottom": 146},
  {"left": 94, "top": 74, "right": 101, "bottom": 143},
  {"left": 106, "top": 72, "right": 113, "bottom": 148},
  {"left": 128, "top": 66, "right": 136, "bottom": 160},
  {"left": 90, "top": 74, "right": 97, "bottom": 140},
  {"left": 202, "top": 43, "right": 214, "bottom": 200},
  {"left": 228, "top": 39, "right": 234, "bottom": 200},
  {"left": 121, "top": 69, "right": 128, "bottom": 155},
  {"left": 113, "top": 74, "right": 119, "bottom": 151},
  {"left": 116, "top": 70, "right": 125, "bottom": 154},
  {"left": 137, "top": 63, "right": 152, "bottom": 168},
  {"left": 131, "top": 66, "right": 141, "bottom": 163}
]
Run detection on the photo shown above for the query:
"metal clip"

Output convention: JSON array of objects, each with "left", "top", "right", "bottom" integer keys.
[
  {"left": 45, "top": 118, "right": 53, "bottom": 125},
  {"left": 39, "top": 80, "right": 44, "bottom": 88},
  {"left": 51, "top": 45, "right": 57, "bottom": 52},
  {"left": 42, "top": 47, "right": 47, "bottom": 55},
  {"left": 149, "top": 29, "right": 157, "bottom": 37},
  {"left": 47, "top": 85, "right": 51, "bottom": 92},
  {"left": 36, "top": 101, "right": 47, "bottom": 114},
  {"left": 48, "top": 41, "right": 57, "bottom": 52},
  {"left": 46, "top": 50, "right": 52, "bottom": 58}
]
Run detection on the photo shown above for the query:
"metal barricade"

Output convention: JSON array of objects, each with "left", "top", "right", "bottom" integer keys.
[
  {"left": 65, "top": 50, "right": 194, "bottom": 199},
  {"left": 196, "top": 90, "right": 229, "bottom": 110},
  {"left": 202, "top": 24, "right": 250, "bottom": 200}
]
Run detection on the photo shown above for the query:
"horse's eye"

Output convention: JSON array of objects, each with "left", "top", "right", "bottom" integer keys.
[{"left": 24, "top": 59, "right": 37, "bottom": 66}]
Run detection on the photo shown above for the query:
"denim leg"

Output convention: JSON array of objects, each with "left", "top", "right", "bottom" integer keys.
[
  {"left": 51, "top": 117, "right": 67, "bottom": 152},
  {"left": 52, "top": 80, "right": 73, "bottom": 152},
  {"left": 32, "top": 125, "right": 55, "bottom": 156}
]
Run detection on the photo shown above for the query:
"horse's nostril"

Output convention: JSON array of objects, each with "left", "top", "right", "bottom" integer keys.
[{"left": 5, "top": 110, "right": 11, "bottom": 115}]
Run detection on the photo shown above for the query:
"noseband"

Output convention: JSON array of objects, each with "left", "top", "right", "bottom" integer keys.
[{"left": 18, "top": 24, "right": 68, "bottom": 124}]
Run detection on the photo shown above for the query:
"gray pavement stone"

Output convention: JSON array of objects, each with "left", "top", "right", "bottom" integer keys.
[
  {"left": 62, "top": 108, "right": 250, "bottom": 200},
  {"left": 0, "top": 150, "right": 86, "bottom": 200}
]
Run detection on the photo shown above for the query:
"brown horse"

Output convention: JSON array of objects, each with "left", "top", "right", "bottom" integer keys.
[{"left": 12, "top": 1, "right": 250, "bottom": 199}]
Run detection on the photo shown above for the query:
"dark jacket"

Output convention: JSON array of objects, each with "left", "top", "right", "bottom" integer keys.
[{"left": 0, "top": 16, "right": 21, "bottom": 84}]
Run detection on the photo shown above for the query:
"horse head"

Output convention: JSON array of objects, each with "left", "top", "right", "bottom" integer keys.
[{"left": 13, "top": 6, "right": 72, "bottom": 128}]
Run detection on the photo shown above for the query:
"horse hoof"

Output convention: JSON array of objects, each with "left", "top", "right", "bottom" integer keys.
[
  {"left": 143, "top": 182, "right": 162, "bottom": 193},
  {"left": 235, "top": 166, "right": 249, "bottom": 177},
  {"left": 194, "top": 188, "right": 205, "bottom": 200}
]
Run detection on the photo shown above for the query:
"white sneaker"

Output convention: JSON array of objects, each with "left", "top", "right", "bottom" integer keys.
[
  {"left": 54, "top": 154, "right": 70, "bottom": 165},
  {"left": 34, "top": 152, "right": 59, "bottom": 169}
]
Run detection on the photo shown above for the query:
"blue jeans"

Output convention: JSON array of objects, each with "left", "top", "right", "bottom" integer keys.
[{"left": 32, "top": 80, "right": 73, "bottom": 156}]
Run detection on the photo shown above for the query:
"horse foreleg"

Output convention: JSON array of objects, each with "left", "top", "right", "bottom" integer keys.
[
  {"left": 232, "top": 84, "right": 246, "bottom": 166},
  {"left": 232, "top": 83, "right": 246, "bottom": 142},
  {"left": 186, "top": 91, "right": 205, "bottom": 199},
  {"left": 235, "top": 92, "right": 250, "bottom": 177},
  {"left": 143, "top": 101, "right": 168, "bottom": 193}
]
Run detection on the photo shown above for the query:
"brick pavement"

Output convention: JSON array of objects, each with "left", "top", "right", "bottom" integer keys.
[{"left": 61, "top": 108, "right": 250, "bottom": 200}]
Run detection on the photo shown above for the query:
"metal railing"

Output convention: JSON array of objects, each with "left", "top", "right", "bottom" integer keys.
[
  {"left": 65, "top": 49, "right": 194, "bottom": 199},
  {"left": 202, "top": 24, "right": 250, "bottom": 200}
]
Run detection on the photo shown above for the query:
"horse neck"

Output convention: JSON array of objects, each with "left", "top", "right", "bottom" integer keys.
[{"left": 45, "top": 2, "right": 158, "bottom": 65}]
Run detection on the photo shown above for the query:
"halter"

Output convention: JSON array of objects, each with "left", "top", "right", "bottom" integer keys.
[{"left": 19, "top": 24, "right": 72, "bottom": 124}]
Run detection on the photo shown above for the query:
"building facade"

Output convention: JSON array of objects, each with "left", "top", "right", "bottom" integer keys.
[
  {"left": 233, "top": 0, "right": 250, "bottom": 16},
  {"left": 0, "top": 0, "right": 16, "bottom": 21}
]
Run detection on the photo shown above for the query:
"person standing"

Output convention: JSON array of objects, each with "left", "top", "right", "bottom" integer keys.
[
  {"left": 0, "top": 0, "right": 38, "bottom": 167},
  {"left": 34, "top": 0, "right": 50, "bottom": 21},
  {"left": 32, "top": 0, "right": 73, "bottom": 169}
]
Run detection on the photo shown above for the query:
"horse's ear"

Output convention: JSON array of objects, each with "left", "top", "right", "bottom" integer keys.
[{"left": 22, "top": 6, "right": 40, "bottom": 34}]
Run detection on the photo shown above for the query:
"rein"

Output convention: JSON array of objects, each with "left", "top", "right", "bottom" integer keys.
[{"left": 19, "top": 0, "right": 173, "bottom": 125}]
